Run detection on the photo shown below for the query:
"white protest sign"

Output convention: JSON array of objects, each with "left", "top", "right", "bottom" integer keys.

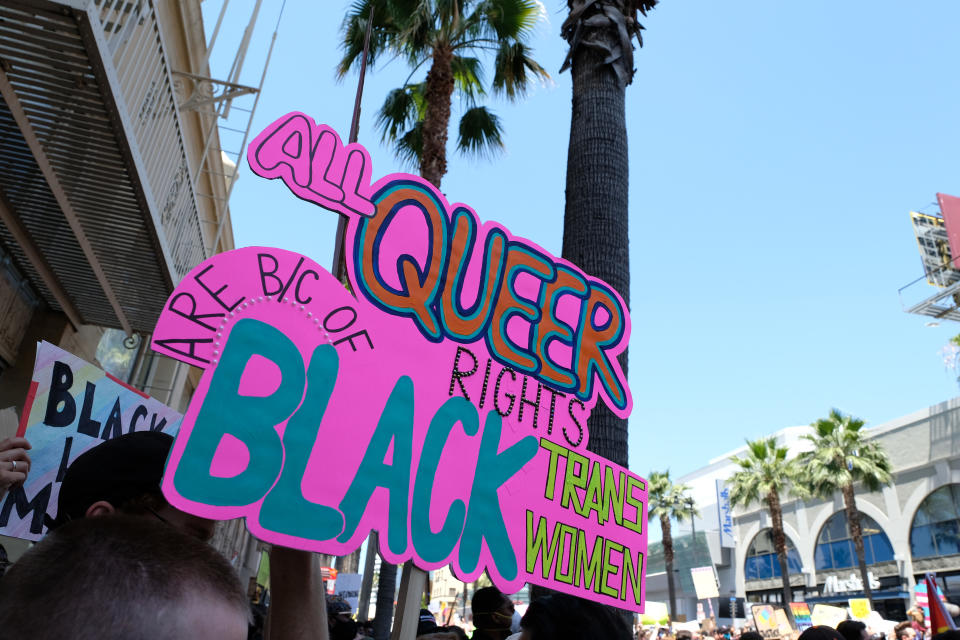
[{"left": 334, "top": 572, "right": 362, "bottom": 612}]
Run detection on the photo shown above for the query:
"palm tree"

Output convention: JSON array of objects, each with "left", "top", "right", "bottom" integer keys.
[
  {"left": 648, "top": 470, "right": 698, "bottom": 622},
  {"left": 338, "top": 0, "right": 549, "bottom": 188},
  {"left": 559, "top": 0, "right": 659, "bottom": 467},
  {"left": 727, "top": 437, "right": 797, "bottom": 621},
  {"left": 370, "top": 558, "right": 396, "bottom": 640},
  {"left": 796, "top": 409, "right": 893, "bottom": 607},
  {"left": 338, "top": 5, "right": 545, "bottom": 636}
]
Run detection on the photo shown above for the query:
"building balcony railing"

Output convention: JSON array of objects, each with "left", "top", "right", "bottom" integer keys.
[{"left": 95, "top": 0, "right": 208, "bottom": 280}]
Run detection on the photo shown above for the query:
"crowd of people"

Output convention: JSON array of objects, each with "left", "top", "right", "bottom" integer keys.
[
  {"left": 633, "top": 611, "right": 956, "bottom": 640},
  {"left": 1, "top": 432, "right": 957, "bottom": 640},
  {"left": 0, "top": 431, "right": 636, "bottom": 640}
]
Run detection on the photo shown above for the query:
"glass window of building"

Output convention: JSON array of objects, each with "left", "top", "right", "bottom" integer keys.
[
  {"left": 911, "top": 484, "right": 960, "bottom": 558},
  {"left": 745, "top": 529, "right": 802, "bottom": 581},
  {"left": 814, "top": 511, "right": 894, "bottom": 570}
]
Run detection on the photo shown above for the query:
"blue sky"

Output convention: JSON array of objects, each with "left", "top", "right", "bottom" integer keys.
[{"left": 204, "top": 1, "right": 960, "bottom": 483}]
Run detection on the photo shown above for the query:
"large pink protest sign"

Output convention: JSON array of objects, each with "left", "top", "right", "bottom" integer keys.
[{"left": 150, "top": 113, "right": 646, "bottom": 610}]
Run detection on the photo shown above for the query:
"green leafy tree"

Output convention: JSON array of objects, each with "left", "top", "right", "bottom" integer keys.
[
  {"left": 559, "top": 0, "right": 659, "bottom": 468},
  {"left": 796, "top": 409, "right": 893, "bottom": 607},
  {"left": 727, "top": 437, "right": 797, "bottom": 621},
  {"left": 648, "top": 470, "right": 698, "bottom": 622},
  {"left": 339, "top": 0, "right": 549, "bottom": 188}
]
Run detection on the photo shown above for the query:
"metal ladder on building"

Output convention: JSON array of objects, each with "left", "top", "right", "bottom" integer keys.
[{"left": 172, "top": 0, "right": 284, "bottom": 257}]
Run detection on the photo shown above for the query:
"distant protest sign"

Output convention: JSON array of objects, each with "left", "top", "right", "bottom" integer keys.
[
  {"left": 149, "top": 114, "right": 647, "bottom": 611},
  {"left": 691, "top": 566, "right": 720, "bottom": 600},
  {"left": 335, "top": 572, "right": 362, "bottom": 612},
  {"left": 811, "top": 604, "right": 848, "bottom": 628},
  {"left": 0, "top": 342, "right": 182, "bottom": 540},
  {"left": 848, "top": 598, "right": 871, "bottom": 620},
  {"left": 640, "top": 601, "right": 670, "bottom": 626},
  {"left": 789, "top": 603, "right": 813, "bottom": 631},
  {"left": 774, "top": 608, "right": 794, "bottom": 635},
  {"left": 752, "top": 604, "right": 780, "bottom": 639}
]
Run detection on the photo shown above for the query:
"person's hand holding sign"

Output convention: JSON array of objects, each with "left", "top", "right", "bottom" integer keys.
[{"left": 0, "top": 437, "right": 31, "bottom": 496}]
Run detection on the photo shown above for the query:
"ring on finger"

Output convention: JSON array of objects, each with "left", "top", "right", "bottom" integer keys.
[{"left": 11, "top": 460, "right": 17, "bottom": 471}]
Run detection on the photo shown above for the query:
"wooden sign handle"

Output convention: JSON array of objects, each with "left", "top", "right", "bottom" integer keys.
[{"left": 391, "top": 564, "right": 428, "bottom": 640}]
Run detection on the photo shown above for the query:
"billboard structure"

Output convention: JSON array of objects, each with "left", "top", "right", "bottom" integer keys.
[
  {"left": 900, "top": 194, "right": 960, "bottom": 322},
  {"left": 938, "top": 193, "right": 960, "bottom": 262},
  {"left": 909, "top": 210, "right": 959, "bottom": 287}
]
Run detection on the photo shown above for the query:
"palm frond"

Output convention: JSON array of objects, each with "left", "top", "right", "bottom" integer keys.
[
  {"left": 456, "top": 106, "right": 504, "bottom": 159},
  {"left": 646, "top": 470, "right": 699, "bottom": 522},
  {"left": 397, "top": 0, "right": 437, "bottom": 55},
  {"left": 647, "top": 470, "right": 673, "bottom": 519},
  {"left": 671, "top": 485, "right": 699, "bottom": 522},
  {"left": 395, "top": 121, "right": 424, "bottom": 169},
  {"left": 435, "top": 0, "right": 461, "bottom": 37},
  {"left": 337, "top": 0, "right": 406, "bottom": 77},
  {"left": 469, "top": 0, "right": 543, "bottom": 40},
  {"left": 375, "top": 84, "right": 425, "bottom": 142},
  {"left": 726, "top": 437, "right": 795, "bottom": 509},
  {"left": 492, "top": 41, "right": 549, "bottom": 101},
  {"left": 451, "top": 55, "right": 486, "bottom": 104},
  {"left": 795, "top": 408, "right": 892, "bottom": 498}
]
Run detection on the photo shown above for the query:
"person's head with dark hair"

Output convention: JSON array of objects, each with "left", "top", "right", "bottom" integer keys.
[
  {"left": 327, "top": 595, "right": 358, "bottom": 640},
  {"left": 437, "top": 625, "right": 469, "bottom": 640},
  {"left": 838, "top": 620, "right": 868, "bottom": 640},
  {"left": 0, "top": 515, "right": 248, "bottom": 639},
  {"left": 417, "top": 608, "right": 439, "bottom": 636},
  {"left": 740, "top": 631, "right": 764, "bottom": 640},
  {"left": 519, "top": 593, "right": 631, "bottom": 640},
  {"left": 472, "top": 586, "right": 515, "bottom": 639},
  {"left": 51, "top": 430, "right": 215, "bottom": 540},
  {"left": 897, "top": 621, "right": 920, "bottom": 640},
  {"left": 677, "top": 632, "right": 693, "bottom": 640},
  {"left": 798, "top": 626, "right": 846, "bottom": 640},
  {"left": 473, "top": 585, "right": 510, "bottom": 616}
]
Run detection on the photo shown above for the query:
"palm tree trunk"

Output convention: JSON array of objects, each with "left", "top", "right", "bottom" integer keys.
[
  {"left": 420, "top": 42, "right": 455, "bottom": 188},
  {"left": 562, "top": 9, "right": 630, "bottom": 469},
  {"left": 334, "top": 548, "right": 363, "bottom": 574},
  {"left": 372, "top": 559, "right": 397, "bottom": 640},
  {"left": 843, "top": 483, "right": 873, "bottom": 606},
  {"left": 765, "top": 490, "right": 795, "bottom": 624},
  {"left": 662, "top": 514, "right": 677, "bottom": 622}
]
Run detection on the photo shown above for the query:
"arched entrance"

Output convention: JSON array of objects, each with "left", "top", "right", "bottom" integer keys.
[
  {"left": 743, "top": 528, "right": 804, "bottom": 604},
  {"left": 910, "top": 484, "right": 960, "bottom": 606},
  {"left": 808, "top": 511, "right": 904, "bottom": 620}
]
